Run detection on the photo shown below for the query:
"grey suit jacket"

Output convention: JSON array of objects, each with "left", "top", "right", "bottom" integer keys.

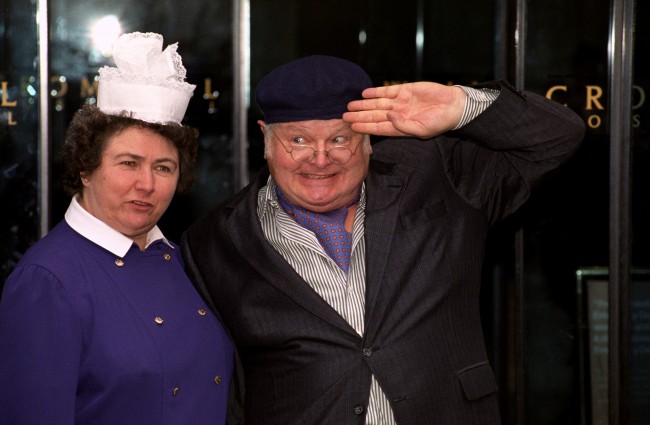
[{"left": 181, "top": 81, "right": 586, "bottom": 425}]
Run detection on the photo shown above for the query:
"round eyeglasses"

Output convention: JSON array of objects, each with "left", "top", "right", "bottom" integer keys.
[{"left": 273, "top": 135, "right": 364, "bottom": 165}]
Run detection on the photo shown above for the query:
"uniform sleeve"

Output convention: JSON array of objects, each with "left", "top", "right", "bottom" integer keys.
[
  {"left": 0, "top": 264, "right": 82, "bottom": 425},
  {"left": 441, "top": 80, "right": 586, "bottom": 224}
]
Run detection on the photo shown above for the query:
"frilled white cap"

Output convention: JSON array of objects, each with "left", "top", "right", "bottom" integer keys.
[{"left": 97, "top": 32, "right": 196, "bottom": 124}]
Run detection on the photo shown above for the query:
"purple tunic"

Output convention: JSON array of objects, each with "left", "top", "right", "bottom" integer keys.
[{"left": 0, "top": 221, "right": 233, "bottom": 425}]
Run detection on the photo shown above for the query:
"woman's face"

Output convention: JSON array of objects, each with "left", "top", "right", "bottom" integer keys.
[{"left": 80, "top": 126, "right": 179, "bottom": 248}]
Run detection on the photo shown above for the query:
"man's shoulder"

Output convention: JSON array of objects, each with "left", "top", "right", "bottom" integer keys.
[
  {"left": 185, "top": 180, "right": 259, "bottom": 236},
  {"left": 189, "top": 192, "right": 242, "bottom": 229}
]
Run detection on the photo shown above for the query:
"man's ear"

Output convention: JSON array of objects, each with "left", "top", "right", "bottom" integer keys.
[
  {"left": 258, "top": 120, "right": 270, "bottom": 159},
  {"left": 257, "top": 119, "right": 267, "bottom": 135}
]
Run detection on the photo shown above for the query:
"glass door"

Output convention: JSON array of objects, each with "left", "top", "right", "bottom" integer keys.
[{"left": 0, "top": 0, "right": 41, "bottom": 284}]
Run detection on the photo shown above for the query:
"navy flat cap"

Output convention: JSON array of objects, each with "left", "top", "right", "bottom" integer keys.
[{"left": 255, "top": 55, "right": 372, "bottom": 123}]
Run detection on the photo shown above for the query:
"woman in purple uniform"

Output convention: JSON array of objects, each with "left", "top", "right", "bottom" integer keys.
[{"left": 0, "top": 32, "right": 233, "bottom": 425}]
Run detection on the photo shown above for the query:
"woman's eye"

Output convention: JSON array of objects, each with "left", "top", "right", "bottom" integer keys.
[
  {"left": 156, "top": 165, "right": 172, "bottom": 173},
  {"left": 122, "top": 161, "right": 137, "bottom": 167}
]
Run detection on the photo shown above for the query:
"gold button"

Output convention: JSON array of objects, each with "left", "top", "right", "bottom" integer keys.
[
  {"left": 163, "top": 253, "right": 171, "bottom": 261},
  {"left": 115, "top": 259, "right": 124, "bottom": 267},
  {"left": 154, "top": 316, "right": 164, "bottom": 325},
  {"left": 214, "top": 375, "right": 222, "bottom": 384},
  {"left": 172, "top": 387, "right": 180, "bottom": 396},
  {"left": 198, "top": 309, "right": 207, "bottom": 316}
]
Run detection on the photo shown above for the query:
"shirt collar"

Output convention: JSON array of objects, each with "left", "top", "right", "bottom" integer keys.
[
  {"left": 257, "top": 176, "right": 278, "bottom": 220},
  {"left": 64, "top": 194, "right": 174, "bottom": 257}
]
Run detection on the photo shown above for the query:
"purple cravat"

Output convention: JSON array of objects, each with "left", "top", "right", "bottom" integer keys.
[{"left": 276, "top": 188, "right": 359, "bottom": 273}]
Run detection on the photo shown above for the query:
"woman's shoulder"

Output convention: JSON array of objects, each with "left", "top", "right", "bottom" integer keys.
[
  {"left": 18, "top": 221, "right": 86, "bottom": 263},
  {"left": 11, "top": 220, "right": 109, "bottom": 284}
]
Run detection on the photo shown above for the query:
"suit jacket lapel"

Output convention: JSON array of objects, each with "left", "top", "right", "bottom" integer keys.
[
  {"left": 226, "top": 169, "right": 359, "bottom": 336},
  {"left": 363, "top": 159, "right": 404, "bottom": 327}
]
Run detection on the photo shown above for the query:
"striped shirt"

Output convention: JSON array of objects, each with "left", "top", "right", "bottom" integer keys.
[
  {"left": 454, "top": 86, "right": 500, "bottom": 129},
  {"left": 256, "top": 86, "right": 498, "bottom": 424}
]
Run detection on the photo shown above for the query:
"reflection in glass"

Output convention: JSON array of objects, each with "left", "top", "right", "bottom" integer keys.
[
  {"left": 90, "top": 15, "right": 122, "bottom": 58},
  {"left": 0, "top": 0, "right": 41, "bottom": 287}
]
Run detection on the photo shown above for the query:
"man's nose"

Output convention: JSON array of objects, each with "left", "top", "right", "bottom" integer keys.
[{"left": 311, "top": 148, "right": 331, "bottom": 167}]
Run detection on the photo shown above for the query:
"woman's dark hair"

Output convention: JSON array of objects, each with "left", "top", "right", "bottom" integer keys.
[{"left": 61, "top": 104, "right": 198, "bottom": 197}]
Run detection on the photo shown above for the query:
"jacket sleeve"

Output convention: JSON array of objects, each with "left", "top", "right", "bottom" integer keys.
[
  {"left": 0, "top": 264, "right": 81, "bottom": 425},
  {"left": 441, "top": 80, "right": 586, "bottom": 224}
]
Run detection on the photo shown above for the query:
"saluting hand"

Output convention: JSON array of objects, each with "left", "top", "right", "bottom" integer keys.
[{"left": 343, "top": 82, "right": 467, "bottom": 138}]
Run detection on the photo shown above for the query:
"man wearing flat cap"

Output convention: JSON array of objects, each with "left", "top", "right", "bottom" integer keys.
[{"left": 182, "top": 55, "right": 585, "bottom": 425}]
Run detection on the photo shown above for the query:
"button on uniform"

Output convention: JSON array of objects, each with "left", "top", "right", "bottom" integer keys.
[
  {"left": 353, "top": 404, "right": 364, "bottom": 415},
  {"left": 362, "top": 347, "right": 373, "bottom": 357}
]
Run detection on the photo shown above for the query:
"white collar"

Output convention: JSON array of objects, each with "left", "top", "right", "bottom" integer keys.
[{"left": 64, "top": 194, "right": 174, "bottom": 257}]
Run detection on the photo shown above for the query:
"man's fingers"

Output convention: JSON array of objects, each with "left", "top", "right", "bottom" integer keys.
[
  {"left": 342, "top": 109, "right": 390, "bottom": 123},
  {"left": 362, "top": 85, "right": 403, "bottom": 99},
  {"left": 349, "top": 121, "right": 408, "bottom": 137},
  {"left": 347, "top": 97, "right": 394, "bottom": 112}
]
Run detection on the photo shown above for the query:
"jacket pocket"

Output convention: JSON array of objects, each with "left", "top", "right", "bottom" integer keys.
[
  {"left": 456, "top": 361, "right": 498, "bottom": 401},
  {"left": 400, "top": 200, "right": 447, "bottom": 230}
]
